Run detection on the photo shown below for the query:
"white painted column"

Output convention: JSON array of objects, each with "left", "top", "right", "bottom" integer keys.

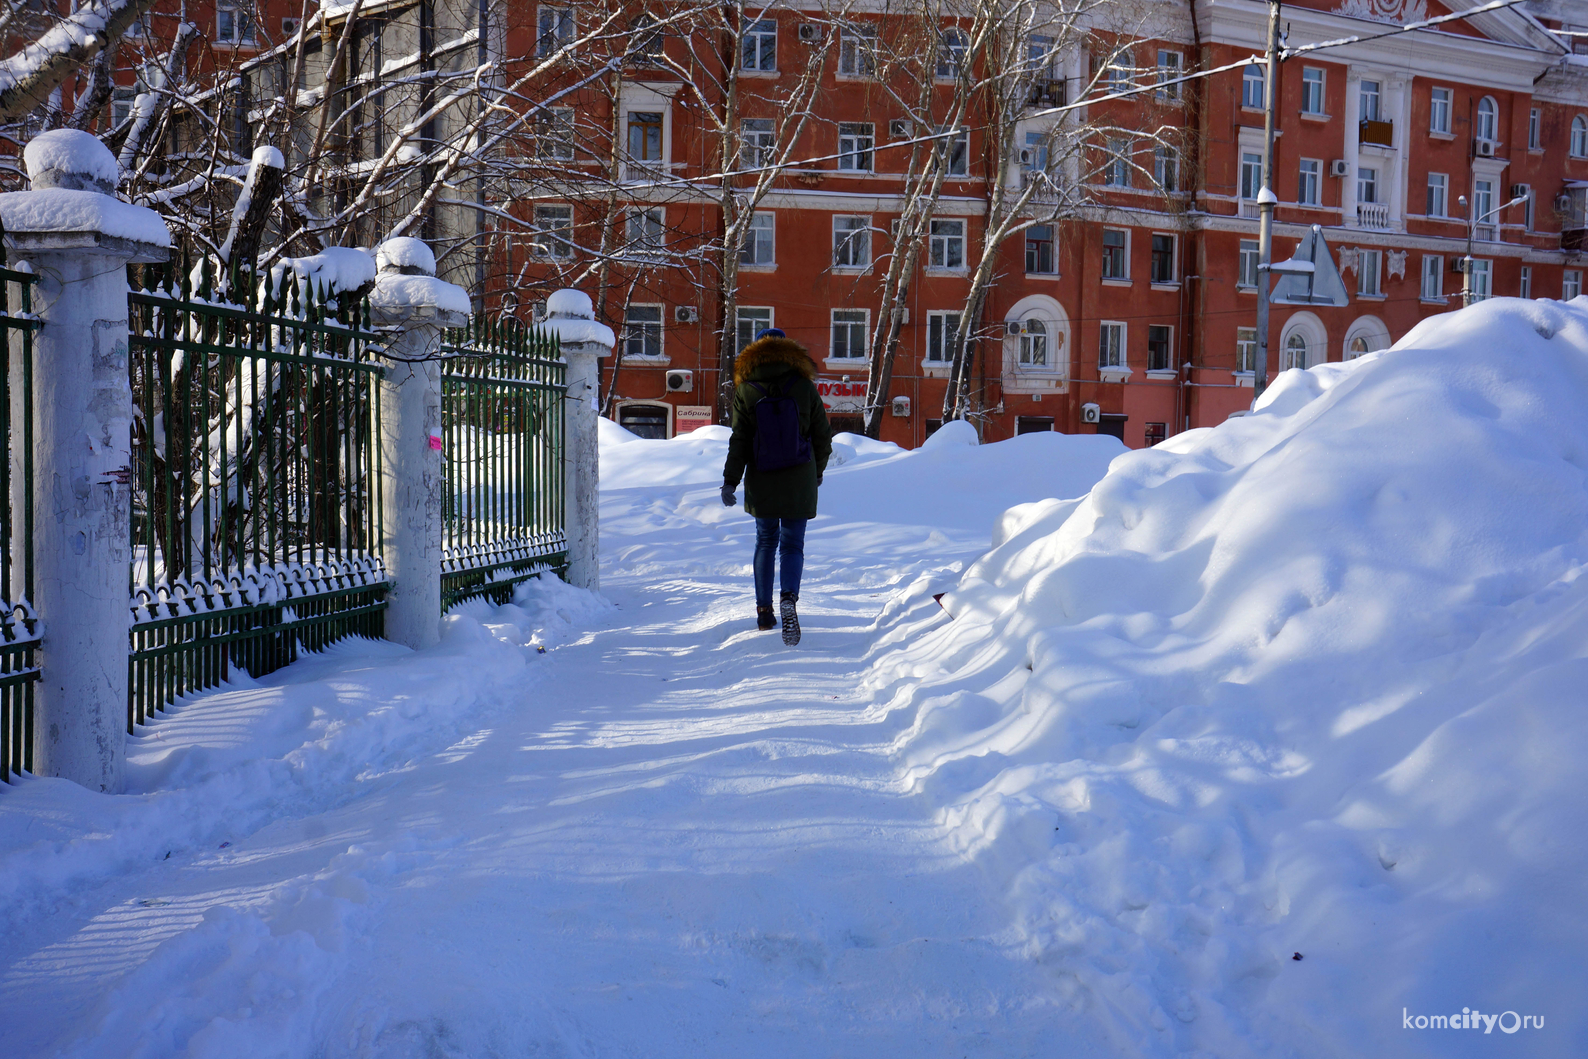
[
  {"left": 369, "top": 238, "right": 470, "bottom": 650},
  {"left": 1344, "top": 69, "right": 1362, "bottom": 229},
  {"left": 0, "top": 131, "right": 169, "bottom": 792},
  {"left": 542, "top": 290, "right": 613, "bottom": 591},
  {"left": 1388, "top": 73, "right": 1411, "bottom": 232}
]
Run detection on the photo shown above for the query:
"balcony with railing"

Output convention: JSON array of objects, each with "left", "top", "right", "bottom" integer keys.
[
  {"left": 1359, "top": 119, "right": 1394, "bottom": 148},
  {"left": 1356, "top": 202, "right": 1391, "bottom": 229}
]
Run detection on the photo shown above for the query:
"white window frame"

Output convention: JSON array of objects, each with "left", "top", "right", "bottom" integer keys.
[
  {"left": 1430, "top": 87, "right": 1451, "bottom": 134},
  {"left": 1154, "top": 145, "right": 1178, "bottom": 192},
  {"left": 1358, "top": 166, "right": 1378, "bottom": 205},
  {"left": 1155, "top": 50, "right": 1182, "bottom": 101},
  {"left": 1240, "top": 150, "right": 1262, "bottom": 200},
  {"left": 537, "top": 107, "right": 576, "bottom": 160},
  {"left": 1282, "top": 331, "right": 1310, "bottom": 371},
  {"left": 830, "top": 308, "right": 870, "bottom": 360},
  {"left": 1476, "top": 96, "right": 1498, "bottom": 143},
  {"left": 938, "top": 127, "right": 970, "bottom": 177},
  {"left": 740, "top": 118, "right": 774, "bottom": 169},
  {"left": 1301, "top": 67, "right": 1325, "bottom": 116},
  {"left": 625, "top": 206, "right": 665, "bottom": 260},
  {"left": 1105, "top": 138, "right": 1131, "bottom": 187},
  {"left": 1358, "top": 248, "right": 1382, "bottom": 296},
  {"left": 1359, "top": 79, "right": 1381, "bottom": 122},
  {"left": 217, "top": 2, "right": 255, "bottom": 44},
  {"left": 622, "top": 303, "right": 664, "bottom": 360},
  {"left": 742, "top": 18, "right": 777, "bottom": 72},
  {"left": 837, "top": 122, "right": 875, "bottom": 172},
  {"left": 1238, "top": 239, "right": 1259, "bottom": 288},
  {"left": 1520, "top": 264, "right": 1533, "bottom": 299},
  {"left": 1529, "top": 107, "right": 1541, "bottom": 150},
  {"left": 538, "top": 5, "right": 574, "bottom": 57},
  {"left": 1421, "top": 255, "right": 1444, "bottom": 300},
  {"left": 1297, "top": 158, "right": 1320, "bottom": 206},
  {"left": 736, "top": 306, "right": 773, "bottom": 351},
  {"left": 838, "top": 24, "right": 877, "bottom": 78},
  {"left": 937, "top": 29, "right": 969, "bottom": 80},
  {"left": 1019, "top": 319, "right": 1051, "bottom": 368},
  {"left": 1566, "top": 270, "right": 1583, "bottom": 300},
  {"left": 1469, "top": 258, "right": 1492, "bottom": 301},
  {"left": 532, "top": 204, "right": 574, "bottom": 259},
  {"left": 1573, "top": 116, "right": 1588, "bottom": 158},
  {"left": 1236, "top": 327, "right": 1257, "bottom": 373},
  {"left": 1426, "top": 172, "right": 1447, "bottom": 217},
  {"left": 925, "top": 311, "right": 960, "bottom": 363},
  {"left": 741, "top": 211, "right": 775, "bottom": 266},
  {"left": 832, "top": 215, "right": 871, "bottom": 269},
  {"left": 1098, "top": 321, "right": 1127, "bottom": 370},
  {"left": 928, "top": 218, "right": 966, "bottom": 270},
  {"left": 1241, "top": 64, "right": 1265, "bottom": 109}
]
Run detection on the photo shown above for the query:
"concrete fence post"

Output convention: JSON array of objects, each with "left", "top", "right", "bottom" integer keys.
[
  {"left": 0, "top": 130, "right": 168, "bottom": 792},
  {"left": 542, "top": 290, "right": 613, "bottom": 591},
  {"left": 368, "top": 238, "right": 470, "bottom": 650}
]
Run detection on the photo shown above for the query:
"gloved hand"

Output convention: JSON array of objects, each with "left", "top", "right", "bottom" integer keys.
[{"left": 720, "top": 483, "right": 737, "bottom": 507}]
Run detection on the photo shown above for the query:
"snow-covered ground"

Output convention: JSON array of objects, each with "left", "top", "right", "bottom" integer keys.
[{"left": 3, "top": 297, "right": 1587, "bottom": 1056}]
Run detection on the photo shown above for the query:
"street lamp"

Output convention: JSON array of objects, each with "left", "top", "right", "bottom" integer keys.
[{"left": 1457, "top": 191, "right": 1528, "bottom": 307}]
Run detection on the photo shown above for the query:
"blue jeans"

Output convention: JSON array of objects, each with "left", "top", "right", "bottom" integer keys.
[{"left": 753, "top": 517, "right": 807, "bottom": 607}]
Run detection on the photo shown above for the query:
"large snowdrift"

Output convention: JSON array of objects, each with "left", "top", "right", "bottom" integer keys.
[{"left": 873, "top": 297, "right": 1588, "bottom": 1055}]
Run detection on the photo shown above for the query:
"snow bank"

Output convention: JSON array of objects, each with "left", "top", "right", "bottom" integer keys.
[
  {"left": 0, "top": 188, "right": 171, "bottom": 246},
  {"left": 370, "top": 273, "right": 471, "bottom": 315},
  {"left": 23, "top": 129, "right": 118, "bottom": 192},
  {"left": 270, "top": 247, "right": 377, "bottom": 298},
  {"left": 876, "top": 297, "right": 1588, "bottom": 1054}
]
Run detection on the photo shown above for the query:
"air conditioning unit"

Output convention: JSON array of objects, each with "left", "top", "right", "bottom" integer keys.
[
  {"left": 1018, "top": 148, "right": 1034, "bottom": 167},
  {"left": 1329, "top": 159, "right": 1349, "bottom": 178},
  {"left": 665, "top": 369, "right": 694, "bottom": 393},
  {"left": 674, "top": 305, "right": 699, "bottom": 323},
  {"left": 798, "top": 22, "right": 823, "bottom": 43},
  {"left": 1006, "top": 321, "right": 1023, "bottom": 336},
  {"left": 1450, "top": 256, "right": 1470, "bottom": 274},
  {"left": 889, "top": 119, "right": 913, "bottom": 139},
  {"left": 1557, "top": 192, "right": 1574, "bottom": 213},
  {"left": 1511, "top": 184, "right": 1529, "bottom": 200},
  {"left": 1081, "top": 402, "right": 1101, "bottom": 424},
  {"left": 891, "top": 395, "right": 911, "bottom": 417},
  {"left": 282, "top": 17, "right": 301, "bottom": 35},
  {"left": 1475, "top": 139, "right": 1496, "bottom": 158}
]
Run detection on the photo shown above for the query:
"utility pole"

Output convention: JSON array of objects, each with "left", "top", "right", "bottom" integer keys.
[
  {"left": 1458, "top": 191, "right": 1528, "bottom": 307},
  {"left": 1253, "top": 0, "right": 1282, "bottom": 402}
]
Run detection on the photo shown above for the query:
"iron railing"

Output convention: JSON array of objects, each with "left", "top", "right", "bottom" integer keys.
[
  {"left": 0, "top": 227, "right": 40, "bottom": 782},
  {"left": 439, "top": 315, "right": 566, "bottom": 609},
  {"left": 126, "top": 259, "right": 388, "bottom": 729}
]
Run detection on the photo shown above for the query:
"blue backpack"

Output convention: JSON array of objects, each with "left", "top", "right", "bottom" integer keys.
[{"left": 748, "top": 378, "right": 813, "bottom": 472}]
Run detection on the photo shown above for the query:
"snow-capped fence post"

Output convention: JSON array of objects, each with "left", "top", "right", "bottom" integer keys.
[
  {"left": 0, "top": 130, "right": 169, "bottom": 792},
  {"left": 542, "top": 290, "right": 612, "bottom": 591},
  {"left": 369, "top": 238, "right": 470, "bottom": 650}
]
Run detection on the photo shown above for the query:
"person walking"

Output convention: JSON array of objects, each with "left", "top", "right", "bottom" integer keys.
[{"left": 721, "top": 328, "right": 833, "bottom": 645}]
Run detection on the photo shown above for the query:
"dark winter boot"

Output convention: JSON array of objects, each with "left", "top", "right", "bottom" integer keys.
[
  {"left": 780, "top": 591, "right": 801, "bottom": 646},
  {"left": 756, "top": 604, "right": 776, "bottom": 631}
]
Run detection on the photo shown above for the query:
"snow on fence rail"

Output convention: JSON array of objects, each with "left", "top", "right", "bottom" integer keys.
[
  {"left": 438, "top": 315, "right": 567, "bottom": 610},
  {"left": 0, "top": 231, "right": 40, "bottom": 781}
]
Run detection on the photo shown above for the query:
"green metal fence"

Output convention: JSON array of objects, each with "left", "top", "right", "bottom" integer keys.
[
  {"left": 126, "top": 259, "right": 388, "bottom": 730},
  {"left": 439, "top": 315, "right": 566, "bottom": 610},
  {"left": 0, "top": 230, "right": 40, "bottom": 782}
]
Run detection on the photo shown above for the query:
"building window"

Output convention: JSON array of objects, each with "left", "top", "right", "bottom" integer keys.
[
  {"left": 1529, "top": 107, "right": 1541, "bottom": 150},
  {"left": 1236, "top": 327, "right": 1256, "bottom": 372},
  {"left": 1476, "top": 96, "right": 1498, "bottom": 143},
  {"left": 111, "top": 86, "right": 135, "bottom": 127},
  {"left": 929, "top": 219, "right": 965, "bottom": 269},
  {"left": 1156, "top": 50, "right": 1182, "bottom": 100},
  {"left": 629, "top": 14, "right": 664, "bottom": 63},
  {"left": 1421, "top": 254, "right": 1443, "bottom": 300},
  {"left": 830, "top": 309, "right": 869, "bottom": 358},
  {"left": 1099, "top": 48, "right": 1133, "bottom": 92},
  {"left": 1242, "top": 63, "right": 1264, "bottom": 109},
  {"left": 837, "top": 122, "right": 875, "bottom": 172},
  {"left": 1240, "top": 151, "right": 1262, "bottom": 200},
  {"left": 1098, "top": 322, "right": 1126, "bottom": 369},
  {"left": 1520, "top": 265, "right": 1532, "bottom": 299},
  {"left": 736, "top": 306, "right": 772, "bottom": 351},
  {"left": 740, "top": 212, "right": 774, "bottom": 265},
  {"left": 1102, "top": 229, "right": 1127, "bottom": 279},
  {"left": 832, "top": 215, "right": 870, "bottom": 268},
  {"left": 1145, "top": 422, "right": 1167, "bottom": 446},
  {"left": 1430, "top": 87, "right": 1451, "bottom": 134},
  {"left": 1573, "top": 116, "right": 1588, "bottom": 158},
  {"left": 1520, "top": 184, "right": 1534, "bottom": 230},
  {"left": 741, "top": 118, "right": 774, "bottom": 168},
  {"left": 627, "top": 111, "right": 664, "bottom": 172},
  {"left": 937, "top": 29, "right": 969, "bottom": 80},
  {"left": 217, "top": 2, "right": 254, "bottom": 43},
  {"left": 1357, "top": 166, "right": 1378, "bottom": 204},
  {"left": 1146, "top": 325, "right": 1172, "bottom": 371},
  {"left": 926, "top": 311, "right": 960, "bottom": 362},
  {"left": 1154, "top": 146, "right": 1178, "bottom": 192},
  {"left": 938, "top": 127, "right": 970, "bottom": 176},
  {"left": 1025, "top": 225, "right": 1055, "bottom": 274},
  {"left": 1566, "top": 270, "right": 1583, "bottom": 300},
  {"left": 1238, "top": 239, "right": 1259, "bottom": 288},
  {"left": 1298, "top": 158, "right": 1320, "bottom": 205},
  {"left": 839, "top": 24, "right": 876, "bottom": 77},
  {"left": 1105, "top": 138, "right": 1131, "bottom": 187},
  {"left": 1301, "top": 68, "right": 1325, "bottom": 115},
  {"left": 1358, "top": 248, "right": 1382, "bottom": 296},
  {"left": 1149, "top": 233, "right": 1175, "bottom": 283},
  {"left": 743, "top": 18, "right": 776, "bottom": 71},
  {"left": 1021, "top": 132, "right": 1049, "bottom": 183},
  {"left": 536, "top": 107, "right": 576, "bottom": 160},
  {"left": 1469, "top": 259, "right": 1492, "bottom": 300},
  {"left": 1426, "top": 172, "right": 1447, "bottom": 217},
  {"left": 1283, "top": 332, "right": 1309, "bottom": 371},
  {"left": 1018, "top": 320, "right": 1049, "bottom": 367},
  {"left": 1359, "top": 79, "right": 1381, "bottom": 122},
  {"left": 1473, "top": 179, "right": 1495, "bottom": 239},
  {"left": 532, "top": 204, "right": 573, "bottom": 259},
  {"left": 625, "top": 208, "right": 665, "bottom": 261},
  {"left": 538, "top": 5, "right": 574, "bottom": 56},
  {"left": 623, "top": 304, "right": 663, "bottom": 359}
]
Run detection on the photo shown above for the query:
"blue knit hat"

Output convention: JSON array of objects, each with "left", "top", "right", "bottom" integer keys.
[{"left": 754, "top": 327, "right": 786, "bottom": 340}]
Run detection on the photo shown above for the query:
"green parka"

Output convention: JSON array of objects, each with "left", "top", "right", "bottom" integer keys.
[{"left": 722, "top": 336, "right": 834, "bottom": 519}]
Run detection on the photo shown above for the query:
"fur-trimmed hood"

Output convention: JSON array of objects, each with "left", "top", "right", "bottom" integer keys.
[{"left": 734, "top": 336, "right": 818, "bottom": 387}]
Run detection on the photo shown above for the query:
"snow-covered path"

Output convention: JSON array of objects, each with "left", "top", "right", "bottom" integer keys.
[{"left": 0, "top": 427, "right": 1123, "bottom": 1057}]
